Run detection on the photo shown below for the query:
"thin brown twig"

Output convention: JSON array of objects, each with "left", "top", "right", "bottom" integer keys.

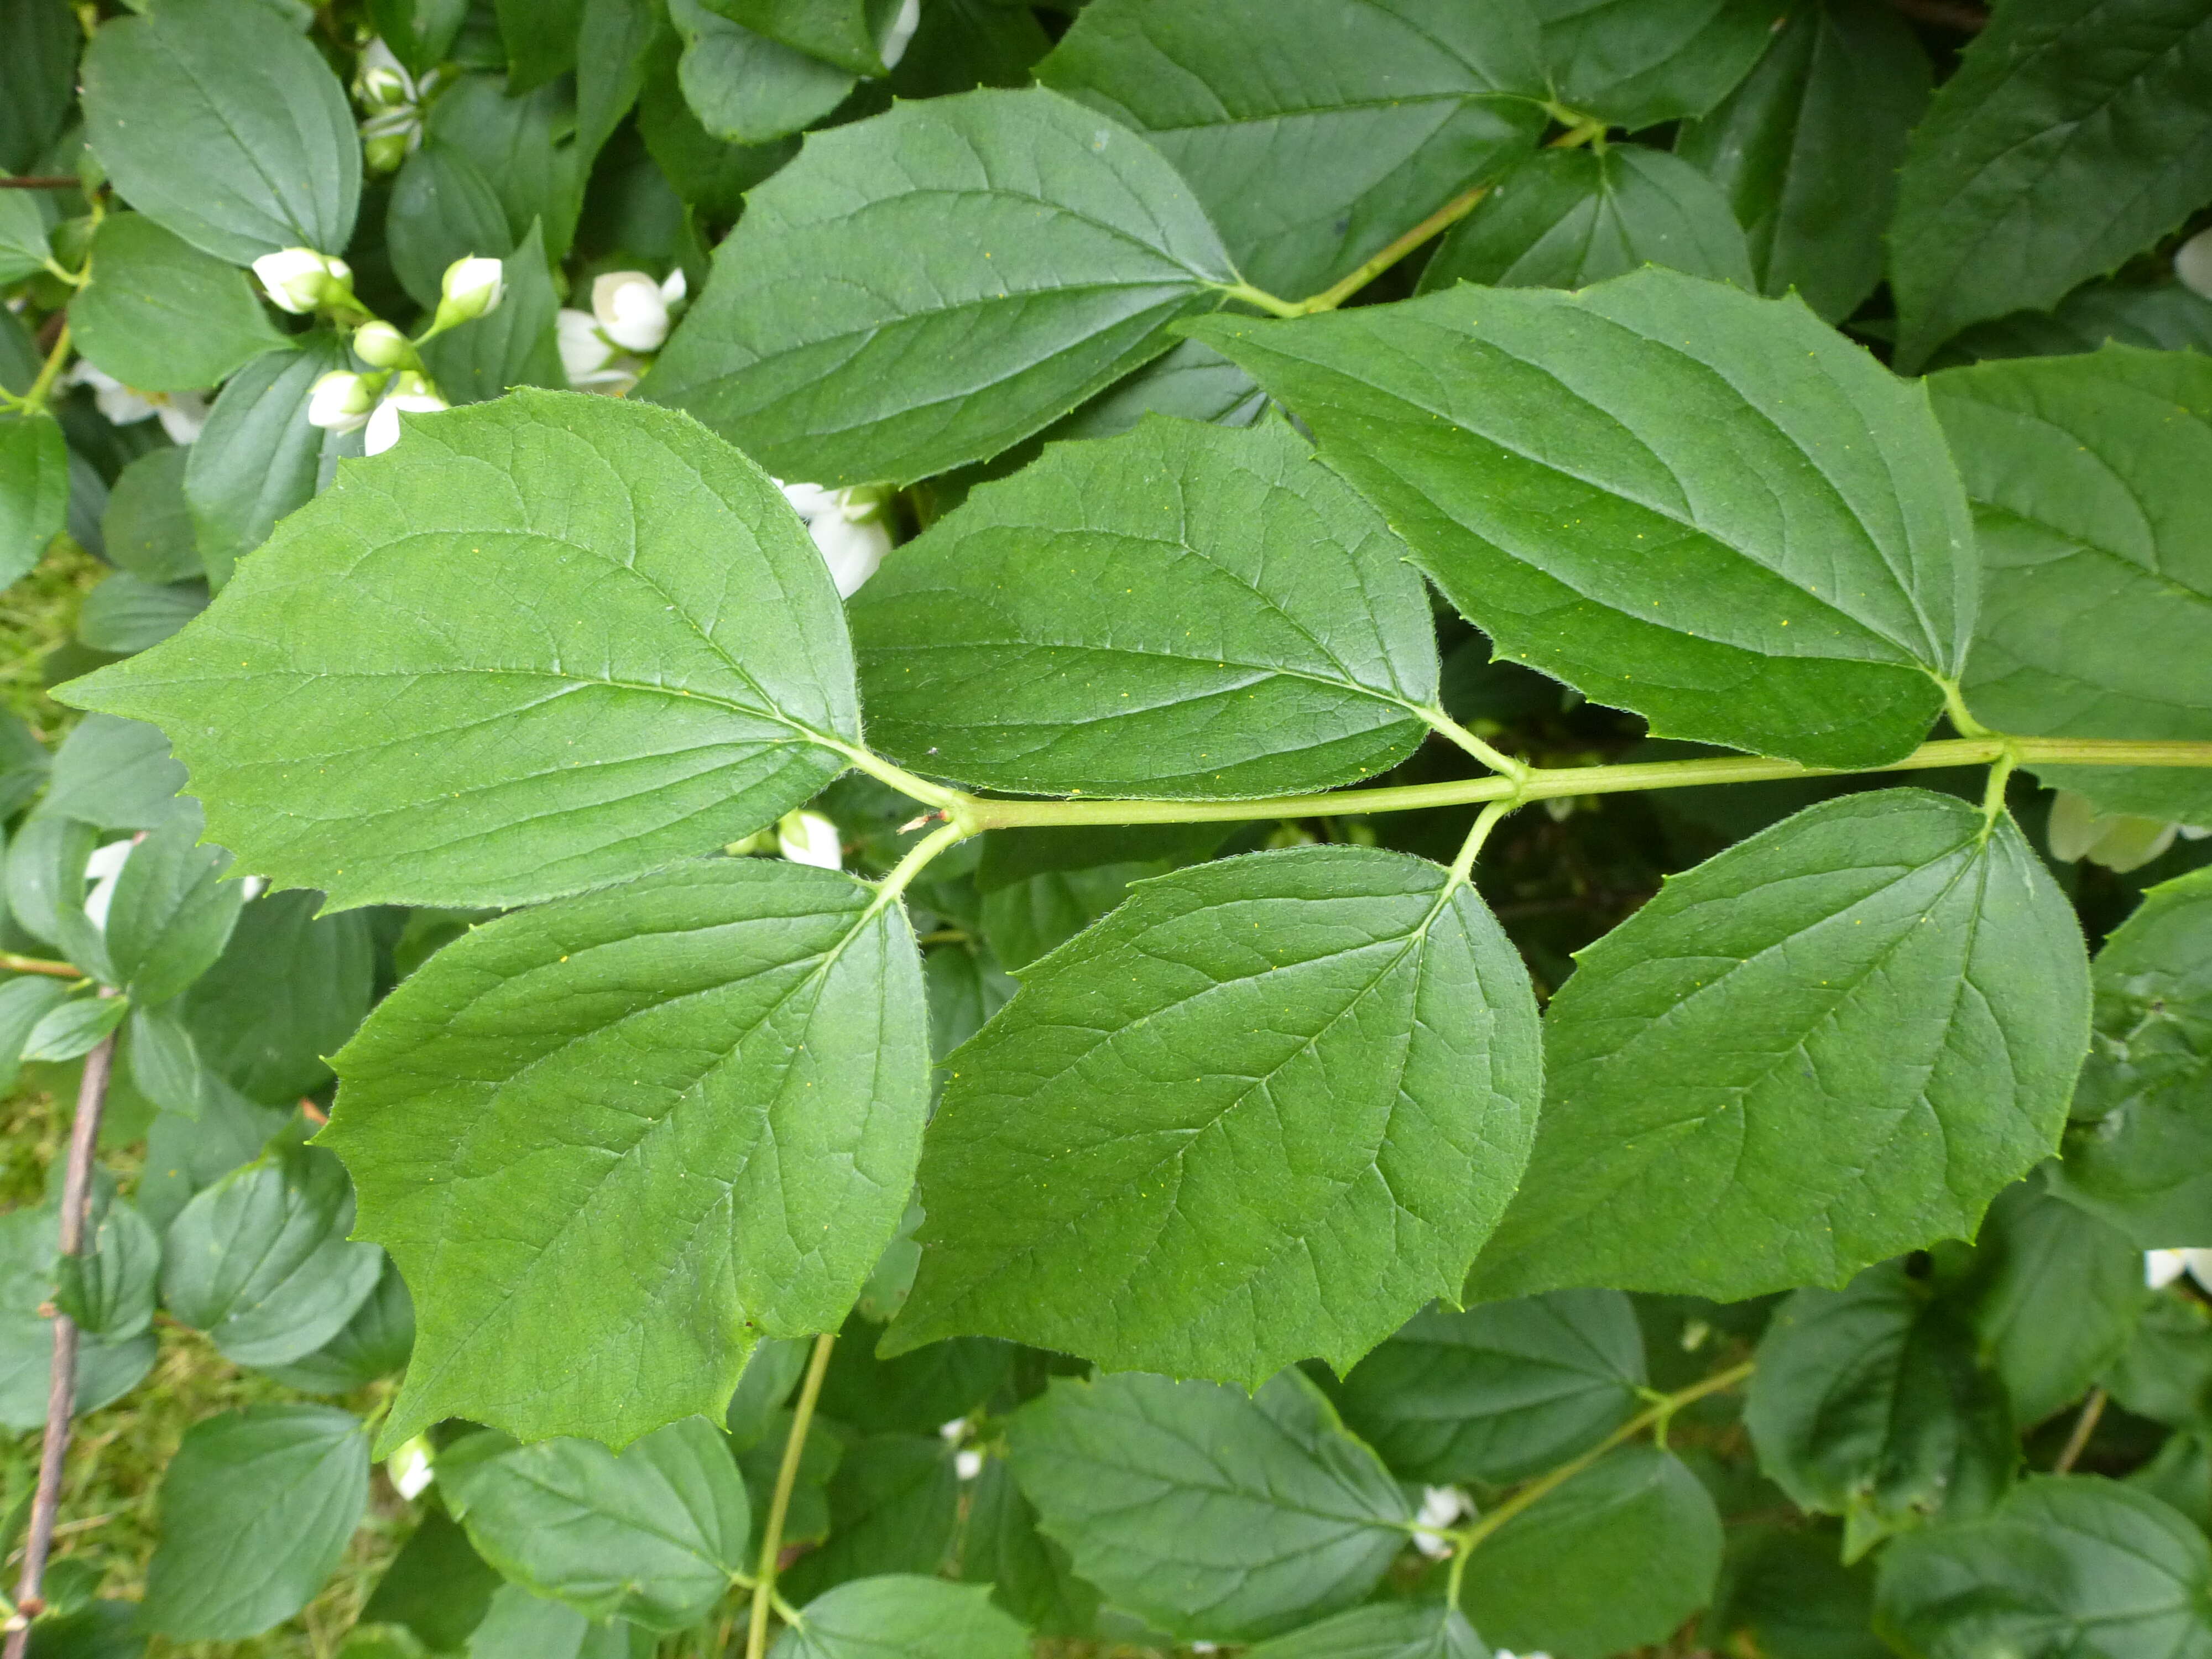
[
  {"left": 3, "top": 1029, "right": 116, "bottom": 1658},
  {"left": 2053, "top": 1387, "right": 2106, "bottom": 1475}
]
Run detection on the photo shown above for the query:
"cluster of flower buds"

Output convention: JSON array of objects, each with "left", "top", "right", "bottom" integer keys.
[
  {"left": 304, "top": 255, "right": 504, "bottom": 452},
  {"left": 2046, "top": 789, "right": 2209, "bottom": 873},
  {"left": 252, "top": 247, "right": 357, "bottom": 315},
  {"left": 557, "top": 268, "right": 688, "bottom": 394},
  {"left": 779, "top": 481, "right": 895, "bottom": 597},
  {"left": 355, "top": 37, "right": 442, "bottom": 174}
]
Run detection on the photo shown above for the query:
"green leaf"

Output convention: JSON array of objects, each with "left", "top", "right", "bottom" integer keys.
[
  {"left": 76, "top": 572, "right": 206, "bottom": 656},
  {"left": 417, "top": 221, "right": 565, "bottom": 405},
  {"left": 1244, "top": 1603, "right": 1485, "bottom": 1659},
  {"left": 1464, "top": 790, "right": 2091, "bottom": 1302},
  {"left": 1334, "top": 1290, "right": 1646, "bottom": 1484},
  {"left": 852, "top": 415, "right": 1440, "bottom": 798},
  {"left": 160, "top": 1145, "right": 385, "bottom": 1368},
  {"left": 1708, "top": 1525, "right": 1886, "bottom": 1659},
  {"left": 2058, "top": 865, "right": 2212, "bottom": 1244},
  {"left": 139, "top": 1404, "right": 369, "bottom": 1641},
  {"left": 182, "top": 335, "right": 347, "bottom": 588},
  {"left": 737, "top": 1407, "right": 842, "bottom": 1546},
  {"left": 1190, "top": 269, "right": 1976, "bottom": 770},
  {"left": 670, "top": 0, "right": 856, "bottom": 145},
  {"left": 0, "top": 979, "right": 70, "bottom": 1095},
  {"left": 440, "top": 1417, "right": 751, "bottom": 1630},
  {"left": 1746, "top": 1262, "right": 2015, "bottom": 1559},
  {"left": 1457, "top": 1445, "right": 1725, "bottom": 1659},
  {"left": 1418, "top": 144, "right": 1753, "bottom": 293},
  {"left": 1945, "top": 279, "right": 2212, "bottom": 366},
  {"left": 0, "top": 192, "right": 51, "bottom": 288},
  {"left": 643, "top": 87, "right": 1238, "bottom": 487},
  {"left": 724, "top": 1337, "right": 810, "bottom": 1450},
  {"left": 893, "top": 846, "right": 1543, "bottom": 1384},
  {"left": 0, "top": 1203, "right": 154, "bottom": 1428},
  {"left": 80, "top": 0, "right": 359, "bottom": 264},
  {"left": 2105, "top": 1292, "right": 2212, "bottom": 1429},
  {"left": 176, "top": 888, "right": 372, "bottom": 1105},
  {"left": 258, "top": 1255, "right": 415, "bottom": 1394},
  {"left": 1530, "top": 0, "right": 1785, "bottom": 129},
  {"left": 886, "top": 0, "right": 1050, "bottom": 97},
  {"left": 1674, "top": 0, "right": 1930, "bottom": 322},
  {"left": 960, "top": 1455, "right": 1102, "bottom": 1638},
  {"left": 3, "top": 816, "right": 97, "bottom": 951},
  {"left": 497, "top": 0, "right": 585, "bottom": 91},
  {"left": 818, "top": 1329, "right": 1012, "bottom": 1436},
  {"left": 0, "top": 410, "right": 66, "bottom": 590},
  {"left": 101, "top": 800, "right": 242, "bottom": 1004},
  {"left": 101, "top": 447, "right": 201, "bottom": 585},
  {"left": 577, "top": 0, "right": 661, "bottom": 166},
  {"left": 51, "top": 1192, "right": 160, "bottom": 1342},
  {"left": 0, "top": 0, "right": 76, "bottom": 174},
  {"left": 704, "top": 0, "right": 896, "bottom": 77},
  {"left": 322, "top": 857, "right": 930, "bottom": 1448},
  {"left": 462, "top": 1585, "right": 640, "bottom": 1659},
  {"left": 1037, "top": 0, "right": 1544, "bottom": 298},
  {"left": 1888, "top": 0, "right": 2212, "bottom": 369},
  {"left": 35, "top": 713, "right": 185, "bottom": 831},
  {"left": 1874, "top": 1477, "right": 2212, "bottom": 1659},
  {"left": 1006, "top": 1369, "right": 1413, "bottom": 1641},
  {"left": 387, "top": 141, "right": 517, "bottom": 314},
  {"left": 979, "top": 863, "right": 1157, "bottom": 973},
  {"left": 61, "top": 391, "right": 863, "bottom": 911},
  {"left": 782, "top": 1433, "right": 962, "bottom": 1601},
  {"left": 359, "top": 1506, "right": 504, "bottom": 1655},
  {"left": 1933, "top": 345, "right": 2212, "bottom": 827},
  {"left": 771, "top": 1575, "right": 1034, "bottom": 1659},
  {"left": 1944, "top": 1177, "right": 2145, "bottom": 1426},
  {"left": 422, "top": 73, "right": 586, "bottom": 264},
  {"left": 24, "top": 996, "right": 129, "bottom": 1064},
  {"left": 71, "top": 215, "right": 289, "bottom": 393},
  {"left": 635, "top": 43, "right": 799, "bottom": 221},
  {"left": 371, "top": 0, "right": 469, "bottom": 76}
]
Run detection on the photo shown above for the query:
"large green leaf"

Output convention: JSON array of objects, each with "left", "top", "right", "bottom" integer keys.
[
  {"left": 1933, "top": 346, "right": 2212, "bottom": 827},
  {"left": 707, "top": 0, "right": 899, "bottom": 77},
  {"left": 76, "top": 571, "right": 206, "bottom": 656},
  {"left": 0, "top": 410, "right": 66, "bottom": 590},
  {"left": 892, "top": 846, "right": 1542, "bottom": 1384},
  {"left": 1465, "top": 790, "right": 2091, "bottom": 1302},
  {"left": 160, "top": 1146, "right": 385, "bottom": 1368},
  {"left": 1037, "top": 0, "right": 1544, "bottom": 299},
  {"left": 322, "top": 857, "right": 930, "bottom": 1448},
  {"left": 1244, "top": 1603, "right": 1485, "bottom": 1659},
  {"left": 1421, "top": 144, "right": 1752, "bottom": 294},
  {"left": 1874, "top": 1478, "right": 2212, "bottom": 1659},
  {"left": 2058, "top": 865, "right": 2212, "bottom": 1245},
  {"left": 182, "top": 335, "right": 347, "bottom": 589},
  {"left": 780, "top": 1433, "right": 962, "bottom": 1601},
  {"left": 259, "top": 1255, "right": 415, "bottom": 1394},
  {"left": 101, "top": 799, "right": 242, "bottom": 1005},
  {"left": 1746, "top": 1263, "right": 2015, "bottom": 1559},
  {"left": 0, "top": 0, "right": 75, "bottom": 174},
  {"left": 1530, "top": 0, "right": 1785, "bottom": 129},
  {"left": 1191, "top": 269, "right": 1977, "bottom": 770},
  {"left": 1674, "top": 0, "right": 1929, "bottom": 322},
  {"left": 60, "top": 391, "right": 862, "bottom": 911},
  {"left": 80, "top": 0, "right": 360, "bottom": 263},
  {"left": 670, "top": 0, "right": 856, "bottom": 144},
  {"left": 1007, "top": 1369, "right": 1413, "bottom": 1641},
  {"left": 773, "top": 1575, "right": 1034, "bottom": 1659},
  {"left": 643, "top": 87, "right": 1238, "bottom": 487},
  {"left": 175, "top": 888, "right": 373, "bottom": 1107},
  {"left": 71, "top": 215, "right": 289, "bottom": 393},
  {"left": 439, "top": 1417, "right": 750, "bottom": 1630},
  {"left": 138, "top": 1405, "right": 370, "bottom": 1641},
  {"left": 1334, "top": 1289, "right": 1645, "bottom": 1484},
  {"left": 422, "top": 74, "right": 586, "bottom": 264},
  {"left": 1888, "top": 0, "right": 2212, "bottom": 369},
  {"left": 102, "top": 447, "right": 200, "bottom": 586},
  {"left": 1457, "top": 1444, "right": 1724, "bottom": 1658},
  {"left": 959, "top": 1456, "right": 1101, "bottom": 1638},
  {"left": 852, "top": 415, "right": 1441, "bottom": 797}
]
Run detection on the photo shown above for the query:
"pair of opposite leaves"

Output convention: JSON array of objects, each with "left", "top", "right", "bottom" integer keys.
[{"left": 64, "top": 270, "right": 2100, "bottom": 1448}]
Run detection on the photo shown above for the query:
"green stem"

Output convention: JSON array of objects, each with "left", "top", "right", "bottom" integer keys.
[
  {"left": 745, "top": 1332, "right": 836, "bottom": 1659},
  {"left": 1296, "top": 184, "right": 1492, "bottom": 315},
  {"left": 21, "top": 321, "right": 71, "bottom": 415},
  {"left": 1219, "top": 281, "right": 1306, "bottom": 319},
  {"left": 0, "top": 954, "right": 81, "bottom": 980},
  {"left": 830, "top": 741, "right": 966, "bottom": 812},
  {"left": 1422, "top": 707, "right": 1528, "bottom": 782},
  {"left": 1449, "top": 800, "right": 1515, "bottom": 885},
  {"left": 1941, "top": 678, "right": 1992, "bottom": 738},
  {"left": 874, "top": 820, "right": 967, "bottom": 902},
  {"left": 942, "top": 735, "right": 2212, "bottom": 834},
  {"left": 1452, "top": 1359, "right": 1755, "bottom": 1558}
]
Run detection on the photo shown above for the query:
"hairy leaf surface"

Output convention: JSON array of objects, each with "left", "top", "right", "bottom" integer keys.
[{"left": 773, "top": 1575, "right": 1034, "bottom": 1659}]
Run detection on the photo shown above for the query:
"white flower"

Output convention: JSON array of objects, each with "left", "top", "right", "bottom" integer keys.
[
  {"left": 435, "top": 255, "right": 505, "bottom": 330},
  {"left": 2179, "top": 227, "right": 2212, "bottom": 301},
  {"left": 386, "top": 1434, "right": 435, "bottom": 1500},
  {"left": 880, "top": 0, "right": 921, "bottom": 67},
  {"left": 253, "top": 248, "right": 351, "bottom": 314},
  {"left": 779, "top": 480, "right": 895, "bottom": 596},
  {"left": 2147, "top": 1249, "right": 2212, "bottom": 1290},
  {"left": 363, "top": 375, "right": 448, "bottom": 456},
  {"left": 2047, "top": 789, "right": 2181, "bottom": 873},
  {"left": 154, "top": 391, "right": 208, "bottom": 445},
  {"left": 352, "top": 321, "right": 410, "bottom": 368},
  {"left": 777, "top": 810, "right": 842, "bottom": 870},
  {"left": 937, "top": 1417, "right": 968, "bottom": 1441},
  {"left": 1411, "top": 1485, "right": 1468, "bottom": 1560},
  {"left": 64, "top": 363, "right": 206, "bottom": 444},
  {"left": 355, "top": 38, "right": 414, "bottom": 108},
  {"left": 307, "top": 369, "right": 380, "bottom": 433},
  {"left": 82, "top": 839, "right": 134, "bottom": 933},
  {"left": 954, "top": 1449, "right": 983, "bottom": 1480},
  {"left": 591, "top": 269, "right": 682, "bottom": 353},
  {"left": 557, "top": 308, "right": 641, "bottom": 393}
]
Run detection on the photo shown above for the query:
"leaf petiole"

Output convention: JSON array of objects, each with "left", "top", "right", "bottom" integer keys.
[{"left": 746, "top": 1332, "right": 836, "bottom": 1659}]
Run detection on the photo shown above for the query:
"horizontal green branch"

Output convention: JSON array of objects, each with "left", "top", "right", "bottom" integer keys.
[{"left": 940, "top": 737, "right": 2212, "bottom": 834}]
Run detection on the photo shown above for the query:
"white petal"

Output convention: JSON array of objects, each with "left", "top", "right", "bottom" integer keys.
[
  {"left": 2148, "top": 1249, "right": 2191, "bottom": 1289},
  {"left": 880, "top": 0, "right": 921, "bottom": 67},
  {"left": 592, "top": 271, "right": 670, "bottom": 352},
  {"left": 154, "top": 392, "right": 208, "bottom": 445},
  {"left": 777, "top": 810, "right": 842, "bottom": 870},
  {"left": 809, "top": 513, "right": 891, "bottom": 597},
  {"left": 363, "top": 400, "right": 403, "bottom": 456},
  {"left": 2179, "top": 227, "right": 2212, "bottom": 301},
  {"left": 2045, "top": 790, "right": 2101, "bottom": 864}
]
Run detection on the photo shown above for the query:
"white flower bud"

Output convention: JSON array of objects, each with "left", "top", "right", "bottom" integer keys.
[
  {"left": 777, "top": 810, "right": 843, "bottom": 870},
  {"left": 253, "top": 248, "right": 349, "bottom": 314},
  {"left": 2177, "top": 226, "right": 2212, "bottom": 301},
  {"left": 434, "top": 255, "right": 505, "bottom": 330},
  {"left": 307, "top": 369, "right": 380, "bottom": 433},
  {"left": 778, "top": 479, "right": 841, "bottom": 520},
  {"left": 808, "top": 508, "right": 892, "bottom": 597},
  {"left": 954, "top": 1449, "right": 983, "bottom": 1481},
  {"left": 592, "top": 270, "right": 671, "bottom": 353},
  {"left": 363, "top": 382, "right": 449, "bottom": 456},
  {"left": 356, "top": 38, "right": 415, "bottom": 108},
  {"left": 385, "top": 1434, "right": 435, "bottom": 1500},
  {"left": 352, "top": 321, "right": 410, "bottom": 368},
  {"left": 880, "top": 0, "right": 921, "bottom": 68}
]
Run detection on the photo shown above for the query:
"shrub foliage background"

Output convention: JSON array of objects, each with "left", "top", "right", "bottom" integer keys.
[{"left": 1, "top": 0, "right": 2211, "bottom": 1656}]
